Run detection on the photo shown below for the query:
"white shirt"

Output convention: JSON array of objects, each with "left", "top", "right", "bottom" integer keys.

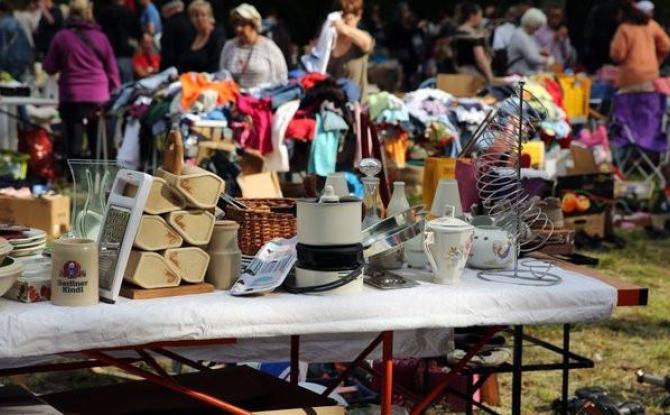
[{"left": 492, "top": 22, "right": 516, "bottom": 50}]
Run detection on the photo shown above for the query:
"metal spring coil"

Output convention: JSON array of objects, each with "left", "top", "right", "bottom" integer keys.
[{"left": 472, "top": 88, "right": 554, "bottom": 252}]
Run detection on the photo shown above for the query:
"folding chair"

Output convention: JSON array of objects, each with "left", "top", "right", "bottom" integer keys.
[{"left": 609, "top": 92, "right": 669, "bottom": 188}]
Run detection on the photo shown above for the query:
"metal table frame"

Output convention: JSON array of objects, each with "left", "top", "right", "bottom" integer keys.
[{"left": 0, "top": 324, "right": 587, "bottom": 414}]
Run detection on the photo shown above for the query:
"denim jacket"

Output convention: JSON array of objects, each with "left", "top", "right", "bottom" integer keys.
[{"left": 0, "top": 15, "right": 32, "bottom": 80}]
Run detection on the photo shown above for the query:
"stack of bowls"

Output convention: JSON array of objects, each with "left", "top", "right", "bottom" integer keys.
[{"left": 0, "top": 237, "right": 23, "bottom": 296}]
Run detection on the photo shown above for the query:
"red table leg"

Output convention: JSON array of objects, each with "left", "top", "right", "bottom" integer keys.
[
  {"left": 323, "top": 332, "right": 384, "bottom": 396},
  {"left": 381, "top": 331, "right": 394, "bottom": 415},
  {"left": 82, "top": 350, "right": 253, "bottom": 415},
  {"left": 410, "top": 326, "right": 504, "bottom": 415},
  {"left": 150, "top": 347, "right": 212, "bottom": 372}
]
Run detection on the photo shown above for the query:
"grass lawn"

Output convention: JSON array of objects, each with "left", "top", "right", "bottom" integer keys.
[
  {"left": 495, "top": 229, "right": 670, "bottom": 414},
  {"left": 2, "top": 230, "right": 669, "bottom": 413}
]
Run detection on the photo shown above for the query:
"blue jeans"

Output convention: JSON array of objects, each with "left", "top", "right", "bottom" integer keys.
[{"left": 117, "top": 57, "right": 134, "bottom": 85}]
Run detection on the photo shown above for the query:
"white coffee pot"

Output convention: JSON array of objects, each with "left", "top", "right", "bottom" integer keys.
[{"left": 423, "top": 206, "right": 474, "bottom": 285}]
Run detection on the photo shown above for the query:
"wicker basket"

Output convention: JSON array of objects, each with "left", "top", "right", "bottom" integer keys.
[{"left": 225, "top": 198, "right": 297, "bottom": 255}]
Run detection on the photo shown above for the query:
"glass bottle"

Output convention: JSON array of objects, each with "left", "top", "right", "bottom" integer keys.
[
  {"left": 387, "top": 181, "right": 410, "bottom": 217},
  {"left": 360, "top": 158, "right": 383, "bottom": 230},
  {"left": 362, "top": 176, "right": 382, "bottom": 229}
]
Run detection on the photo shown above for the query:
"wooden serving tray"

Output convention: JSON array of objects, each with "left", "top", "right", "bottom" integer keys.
[{"left": 120, "top": 283, "right": 215, "bottom": 299}]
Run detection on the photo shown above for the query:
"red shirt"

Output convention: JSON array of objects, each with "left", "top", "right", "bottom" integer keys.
[{"left": 133, "top": 51, "right": 161, "bottom": 77}]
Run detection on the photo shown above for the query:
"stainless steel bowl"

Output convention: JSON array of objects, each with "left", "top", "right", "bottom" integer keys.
[{"left": 361, "top": 206, "right": 426, "bottom": 259}]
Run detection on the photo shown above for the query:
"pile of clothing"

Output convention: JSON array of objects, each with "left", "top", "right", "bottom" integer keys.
[
  {"left": 367, "top": 88, "right": 492, "bottom": 166},
  {"left": 109, "top": 67, "right": 363, "bottom": 177}
]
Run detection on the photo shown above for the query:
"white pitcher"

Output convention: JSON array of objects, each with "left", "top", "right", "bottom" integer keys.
[{"left": 424, "top": 206, "right": 474, "bottom": 285}]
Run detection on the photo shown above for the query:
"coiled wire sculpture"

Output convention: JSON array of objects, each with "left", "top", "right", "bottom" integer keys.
[{"left": 469, "top": 82, "right": 560, "bottom": 286}]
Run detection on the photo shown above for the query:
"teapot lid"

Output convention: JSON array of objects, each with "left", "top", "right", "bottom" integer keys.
[{"left": 428, "top": 206, "right": 473, "bottom": 232}]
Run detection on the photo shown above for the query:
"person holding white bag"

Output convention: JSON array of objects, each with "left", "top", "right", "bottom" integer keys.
[{"left": 302, "top": 0, "right": 373, "bottom": 100}]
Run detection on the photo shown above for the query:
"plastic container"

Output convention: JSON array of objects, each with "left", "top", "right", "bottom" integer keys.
[
  {"left": 123, "top": 251, "right": 181, "bottom": 289},
  {"left": 134, "top": 215, "right": 183, "bottom": 251},
  {"left": 156, "top": 165, "right": 225, "bottom": 209},
  {"left": 164, "top": 247, "right": 210, "bottom": 284},
  {"left": 144, "top": 177, "right": 185, "bottom": 215},
  {"left": 166, "top": 210, "right": 216, "bottom": 246}
]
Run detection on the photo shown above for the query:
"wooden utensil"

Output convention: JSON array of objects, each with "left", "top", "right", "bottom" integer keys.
[
  {"left": 163, "top": 130, "right": 184, "bottom": 175},
  {"left": 120, "top": 283, "right": 214, "bottom": 299}
]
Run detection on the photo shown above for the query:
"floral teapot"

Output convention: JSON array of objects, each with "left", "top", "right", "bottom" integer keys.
[{"left": 423, "top": 206, "right": 474, "bottom": 285}]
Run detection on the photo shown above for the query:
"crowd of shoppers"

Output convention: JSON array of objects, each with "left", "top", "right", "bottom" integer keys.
[{"left": 0, "top": 0, "right": 668, "bottom": 159}]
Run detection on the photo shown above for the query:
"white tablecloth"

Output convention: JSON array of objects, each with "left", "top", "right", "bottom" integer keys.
[{"left": 0, "top": 265, "right": 617, "bottom": 368}]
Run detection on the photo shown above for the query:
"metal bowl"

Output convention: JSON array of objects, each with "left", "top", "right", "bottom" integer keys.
[{"left": 361, "top": 206, "right": 426, "bottom": 259}]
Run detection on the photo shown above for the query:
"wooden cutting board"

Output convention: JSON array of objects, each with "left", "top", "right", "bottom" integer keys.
[{"left": 120, "top": 283, "right": 215, "bottom": 300}]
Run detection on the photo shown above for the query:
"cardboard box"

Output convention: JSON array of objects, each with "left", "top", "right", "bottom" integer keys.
[
  {"left": 556, "top": 173, "right": 614, "bottom": 217},
  {"left": 537, "top": 229, "right": 576, "bottom": 256},
  {"left": 43, "top": 365, "right": 344, "bottom": 414},
  {"left": 437, "top": 74, "right": 486, "bottom": 97},
  {"left": 557, "top": 173, "right": 615, "bottom": 199},
  {"left": 614, "top": 180, "right": 655, "bottom": 200},
  {"left": 237, "top": 172, "right": 283, "bottom": 198},
  {"left": 564, "top": 212, "right": 606, "bottom": 239},
  {"left": 0, "top": 194, "right": 69, "bottom": 237},
  {"left": 566, "top": 145, "right": 599, "bottom": 176}
]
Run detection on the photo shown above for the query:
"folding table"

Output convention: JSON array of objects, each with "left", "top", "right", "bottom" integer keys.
[{"left": 0, "top": 262, "right": 645, "bottom": 414}]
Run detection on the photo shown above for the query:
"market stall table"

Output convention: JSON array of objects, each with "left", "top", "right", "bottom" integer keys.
[{"left": 0, "top": 263, "right": 641, "bottom": 414}]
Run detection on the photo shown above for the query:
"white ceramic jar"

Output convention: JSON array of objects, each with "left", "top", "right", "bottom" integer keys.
[
  {"left": 51, "top": 238, "right": 99, "bottom": 306},
  {"left": 296, "top": 193, "right": 362, "bottom": 246},
  {"left": 423, "top": 207, "right": 474, "bottom": 285},
  {"left": 206, "top": 221, "right": 242, "bottom": 290}
]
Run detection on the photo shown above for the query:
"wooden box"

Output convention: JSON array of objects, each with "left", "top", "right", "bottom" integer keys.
[
  {"left": 564, "top": 212, "right": 606, "bottom": 239},
  {"left": 0, "top": 194, "right": 69, "bottom": 237}
]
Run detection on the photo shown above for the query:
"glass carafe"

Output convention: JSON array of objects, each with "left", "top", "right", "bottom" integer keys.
[{"left": 66, "top": 160, "right": 120, "bottom": 240}]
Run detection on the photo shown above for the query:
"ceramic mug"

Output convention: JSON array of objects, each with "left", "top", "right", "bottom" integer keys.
[
  {"left": 206, "top": 221, "right": 242, "bottom": 290},
  {"left": 51, "top": 238, "right": 99, "bottom": 306},
  {"left": 468, "top": 225, "right": 514, "bottom": 269},
  {"left": 423, "top": 209, "right": 474, "bottom": 285}
]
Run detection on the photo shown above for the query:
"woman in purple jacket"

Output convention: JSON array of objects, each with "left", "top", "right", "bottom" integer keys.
[{"left": 44, "top": 0, "right": 120, "bottom": 159}]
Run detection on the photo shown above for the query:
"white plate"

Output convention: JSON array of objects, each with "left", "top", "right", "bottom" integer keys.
[
  {"left": 10, "top": 243, "right": 46, "bottom": 258},
  {"left": 10, "top": 236, "right": 47, "bottom": 249},
  {"left": 6, "top": 228, "right": 47, "bottom": 245}
]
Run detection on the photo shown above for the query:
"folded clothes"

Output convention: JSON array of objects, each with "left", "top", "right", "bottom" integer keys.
[
  {"left": 308, "top": 113, "right": 340, "bottom": 176},
  {"left": 259, "top": 82, "right": 303, "bottom": 110},
  {"left": 180, "top": 72, "right": 239, "bottom": 111},
  {"left": 321, "top": 109, "right": 349, "bottom": 132},
  {"left": 286, "top": 118, "right": 317, "bottom": 141},
  {"left": 368, "top": 91, "right": 406, "bottom": 121},
  {"left": 265, "top": 100, "right": 300, "bottom": 172},
  {"left": 235, "top": 95, "right": 274, "bottom": 155},
  {"left": 202, "top": 108, "right": 228, "bottom": 121},
  {"left": 337, "top": 78, "right": 361, "bottom": 103},
  {"left": 300, "top": 72, "right": 330, "bottom": 90}
]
